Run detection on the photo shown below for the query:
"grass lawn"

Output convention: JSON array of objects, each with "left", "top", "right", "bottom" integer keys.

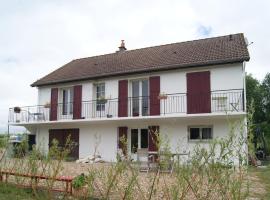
[
  {"left": 249, "top": 161, "right": 270, "bottom": 199},
  {"left": 0, "top": 183, "right": 35, "bottom": 200},
  {"left": 0, "top": 183, "right": 65, "bottom": 200}
]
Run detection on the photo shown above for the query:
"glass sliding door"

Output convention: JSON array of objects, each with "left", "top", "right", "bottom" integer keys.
[
  {"left": 131, "top": 79, "right": 149, "bottom": 116},
  {"left": 130, "top": 128, "right": 149, "bottom": 159},
  {"left": 61, "top": 88, "right": 73, "bottom": 116}
]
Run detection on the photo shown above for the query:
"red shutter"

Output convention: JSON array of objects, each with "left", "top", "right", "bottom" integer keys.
[
  {"left": 148, "top": 126, "right": 159, "bottom": 151},
  {"left": 118, "top": 80, "right": 128, "bottom": 117},
  {"left": 73, "top": 85, "right": 82, "bottom": 119},
  {"left": 150, "top": 76, "right": 160, "bottom": 115},
  {"left": 50, "top": 88, "right": 58, "bottom": 121},
  {"left": 118, "top": 127, "right": 128, "bottom": 155},
  {"left": 187, "top": 71, "right": 211, "bottom": 114}
]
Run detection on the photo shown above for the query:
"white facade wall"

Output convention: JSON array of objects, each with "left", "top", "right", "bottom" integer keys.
[
  {"left": 37, "top": 63, "right": 244, "bottom": 106},
  {"left": 32, "top": 63, "right": 246, "bottom": 162},
  {"left": 35, "top": 117, "right": 244, "bottom": 162},
  {"left": 36, "top": 123, "right": 118, "bottom": 161}
]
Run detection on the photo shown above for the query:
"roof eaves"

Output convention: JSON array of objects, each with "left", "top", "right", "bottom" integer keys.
[{"left": 31, "top": 57, "right": 248, "bottom": 87}]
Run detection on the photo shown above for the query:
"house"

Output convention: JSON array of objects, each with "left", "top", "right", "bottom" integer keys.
[{"left": 8, "top": 33, "right": 250, "bottom": 161}]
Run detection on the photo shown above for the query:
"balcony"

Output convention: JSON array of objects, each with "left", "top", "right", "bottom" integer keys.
[{"left": 8, "top": 89, "right": 245, "bottom": 124}]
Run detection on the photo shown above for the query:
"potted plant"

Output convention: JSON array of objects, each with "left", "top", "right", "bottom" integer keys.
[
  {"left": 44, "top": 102, "right": 51, "bottom": 108},
  {"left": 158, "top": 92, "right": 168, "bottom": 100},
  {"left": 97, "top": 96, "right": 108, "bottom": 104},
  {"left": 72, "top": 173, "right": 88, "bottom": 197},
  {"left": 14, "top": 107, "right": 21, "bottom": 113}
]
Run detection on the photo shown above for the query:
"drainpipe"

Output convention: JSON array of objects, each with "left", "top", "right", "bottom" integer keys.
[{"left": 243, "top": 61, "right": 249, "bottom": 165}]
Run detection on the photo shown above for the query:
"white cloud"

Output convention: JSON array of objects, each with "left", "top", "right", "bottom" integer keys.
[{"left": 0, "top": 0, "right": 268, "bottom": 132}]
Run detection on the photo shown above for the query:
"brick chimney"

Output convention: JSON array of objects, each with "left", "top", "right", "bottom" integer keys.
[{"left": 118, "top": 40, "right": 127, "bottom": 51}]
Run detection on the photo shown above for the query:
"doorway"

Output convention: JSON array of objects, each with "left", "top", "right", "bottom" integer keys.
[
  {"left": 131, "top": 79, "right": 149, "bottom": 116},
  {"left": 129, "top": 128, "right": 148, "bottom": 159}
]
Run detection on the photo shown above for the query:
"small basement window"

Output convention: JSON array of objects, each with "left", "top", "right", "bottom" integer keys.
[{"left": 188, "top": 126, "right": 213, "bottom": 141}]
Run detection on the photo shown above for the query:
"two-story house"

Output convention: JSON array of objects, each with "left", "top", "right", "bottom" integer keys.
[{"left": 8, "top": 33, "right": 250, "bottom": 161}]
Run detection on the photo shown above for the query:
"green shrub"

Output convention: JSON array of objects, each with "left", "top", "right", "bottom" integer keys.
[{"left": 72, "top": 173, "right": 86, "bottom": 189}]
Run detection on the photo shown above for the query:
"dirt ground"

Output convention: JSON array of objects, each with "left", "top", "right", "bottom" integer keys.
[
  {"left": 0, "top": 159, "right": 267, "bottom": 199},
  {"left": 60, "top": 161, "right": 267, "bottom": 199}
]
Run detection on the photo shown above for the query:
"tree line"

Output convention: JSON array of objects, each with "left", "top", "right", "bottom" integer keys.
[{"left": 246, "top": 73, "right": 270, "bottom": 155}]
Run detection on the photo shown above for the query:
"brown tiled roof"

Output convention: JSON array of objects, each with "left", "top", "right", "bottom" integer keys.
[{"left": 31, "top": 33, "right": 250, "bottom": 87}]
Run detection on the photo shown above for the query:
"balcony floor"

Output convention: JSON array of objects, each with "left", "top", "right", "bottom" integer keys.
[{"left": 9, "top": 111, "right": 246, "bottom": 127}]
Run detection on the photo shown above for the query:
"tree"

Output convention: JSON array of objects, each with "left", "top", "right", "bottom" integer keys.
[
  {"left": 261, "top": 73, "right": 270, "bottom": 153},
  {"left": 246, "top": 74, "right": 265, "bottom": 123},
  {"left": 261, "top": 73, "right": 270, "bottom": 123},
  {"left": 246, "top": 73, "right": 270, "bottom": 155}
]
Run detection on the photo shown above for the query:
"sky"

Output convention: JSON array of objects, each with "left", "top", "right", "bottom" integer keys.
[{"left": 0, "top": 0, "right": 269, "bottom": 133}]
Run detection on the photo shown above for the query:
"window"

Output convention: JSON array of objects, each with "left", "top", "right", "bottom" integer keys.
[
  {"left": 188, "top": 126, "right": 213, "bottom": 141},
  {"left": 190, "top": 128, "right": 200, "bottom": 140},
  {"left": 95, "top": 83, "right": 105, "bottom": 111},
  {"left": 131, "top": 79, "right": 149, "bottom": 116},
  {"left": 61, "top": 88, "right": 73, "bottom": 115}
]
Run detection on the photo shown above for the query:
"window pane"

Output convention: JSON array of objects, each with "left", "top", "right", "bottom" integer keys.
[
  {"left": 141, "top": 129, "right": 148, "bottom": 148},
  {"left": 69, "top": 88, "right": 73, "bottom": 114},
  {"left": 132, "top": 81, "right": 139, "bottom": 97},
  {"left": 142, "top": 80, "right": 149, "bottom": 116},
  {"left": 62, "top": 90, "right": 67, "bottom": 115},
  {"left": 96, "top": 83, "right": 105, "bottom": 111},
  {"left": 132, "top": 81, "right": 140, "bottom": 116},
  {"left": 190, "top": 128, "right": 200, "bottom": 140},
  {"left": 101, "top": 84, "right": 105, "bottom": 94},
  {"left": 202, "top": 128, "right": 212, "bottom": 139},
  {"left": 131, "top": 129, "right": 138, "bottom": 153}
]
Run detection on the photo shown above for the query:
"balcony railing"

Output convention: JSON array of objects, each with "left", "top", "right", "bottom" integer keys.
[{"left": 8, "top": 89, "right": 244, "bottom": 124}]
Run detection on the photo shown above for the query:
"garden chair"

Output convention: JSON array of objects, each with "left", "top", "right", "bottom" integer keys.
[
  {"left": 230, "top": 94, "right": 242, "bottom": 112},
  {"left": 137, "top": 148, "right": 155, "bottom": 173},
  {"left": 158, "top": 151, "right": 175, "bottom": 174}
]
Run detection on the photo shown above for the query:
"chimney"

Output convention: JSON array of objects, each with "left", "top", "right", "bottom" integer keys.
[{"left": 118, "top": 40, "right": 127, "bottom": 51}]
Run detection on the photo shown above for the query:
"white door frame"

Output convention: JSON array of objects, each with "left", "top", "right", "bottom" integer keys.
[
  {"left": 128, "top": 128, "right": 148, "bottom": 160},
  {"left": 129, "top": 79, "right": 149, "bottom": 117}
]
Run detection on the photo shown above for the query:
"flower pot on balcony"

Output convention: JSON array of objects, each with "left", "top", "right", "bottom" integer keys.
[
  {"left": 14, "top": 107, "right": 21, "bottom": 113},
  {"left": 158, "top": 94, "right": 168, "bottom": 100},
  {"left": 107, "top": 114, "right": 113, "bottom": 118},
  {"left": 44, "top": 103, "right": 51, "bottom": 108},
  {"left": 97, "top": 98, "right": 108, "bottom": 104}
]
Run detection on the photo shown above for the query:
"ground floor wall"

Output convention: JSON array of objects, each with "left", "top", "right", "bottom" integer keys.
[{"left": 32, "top": 116, "right": 247, "bottom": 162}]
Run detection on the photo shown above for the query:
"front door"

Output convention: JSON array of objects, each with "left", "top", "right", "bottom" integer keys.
[{"left": 129, "top": 128, "right": 148, "bottom": 159}]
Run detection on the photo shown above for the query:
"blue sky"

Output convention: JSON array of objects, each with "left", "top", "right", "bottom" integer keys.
[{"left": 0, "top": 0, "right": 269, "bottom": 133}]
